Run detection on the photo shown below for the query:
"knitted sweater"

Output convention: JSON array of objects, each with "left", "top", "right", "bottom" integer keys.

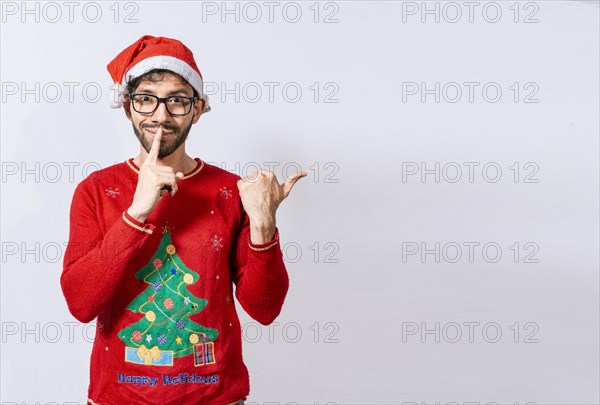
[{"left": 61, "top": 157, "right": 289, "bottom": 405}]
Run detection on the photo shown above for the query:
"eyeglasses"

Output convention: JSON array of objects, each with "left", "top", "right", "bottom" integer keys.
[{"left": 128, "top": 93, "right": 198, "bottom": 116}]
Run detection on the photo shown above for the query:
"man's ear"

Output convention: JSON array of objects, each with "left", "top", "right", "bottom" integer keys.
[
  {"left": 192, "top": 98, "right": 205, "bottom": 124},
  {"left": 123, "top": 95, "right": 132, "bottom": 120}
]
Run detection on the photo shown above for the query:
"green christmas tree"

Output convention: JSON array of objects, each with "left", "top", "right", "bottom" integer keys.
[{"left": 119, "top": 227, "right": 218, "bottom": 367}]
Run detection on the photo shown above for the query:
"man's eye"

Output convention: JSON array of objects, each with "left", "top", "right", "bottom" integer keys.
[
  {"left": 139, "top": 96, "right": 152, "bottom": 102},
  {"left": 168, "top": 97, "right": 183, "bottom": 103}
]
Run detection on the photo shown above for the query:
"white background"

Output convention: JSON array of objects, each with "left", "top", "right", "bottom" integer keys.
[{"left": 1, "top": 1, "right": 599, "bottom": 404}]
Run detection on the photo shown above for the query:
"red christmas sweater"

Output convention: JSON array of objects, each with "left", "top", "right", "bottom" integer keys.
[{"left": 61, "top": 157, "right": 289, "bottom": 405}]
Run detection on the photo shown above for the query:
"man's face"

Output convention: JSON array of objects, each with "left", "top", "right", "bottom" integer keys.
[{"left": 125, "top": 72, "right": 203, "bottom": 159}]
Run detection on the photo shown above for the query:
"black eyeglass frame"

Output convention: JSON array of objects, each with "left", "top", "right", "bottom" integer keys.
[{"left": 128, "top": 93, "right": 199, "bottom": 116}]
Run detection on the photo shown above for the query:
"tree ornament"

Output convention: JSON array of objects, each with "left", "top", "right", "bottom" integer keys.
[{"left": 163, "top": 298, "right": 174, "bottom": 310}]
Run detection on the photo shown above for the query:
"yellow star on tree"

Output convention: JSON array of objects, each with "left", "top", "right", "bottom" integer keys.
[{"left": 176, "top": 336, "right": 182, "bottom": 345}]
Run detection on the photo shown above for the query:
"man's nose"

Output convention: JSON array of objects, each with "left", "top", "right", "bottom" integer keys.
[{"left": 152, "top": 101, "right": 171, "bottom": 122}]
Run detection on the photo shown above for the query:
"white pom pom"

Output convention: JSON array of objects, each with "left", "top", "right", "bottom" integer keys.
[
  {"left": 202, "top": 94, "right": 212, "bottom": 113},
  {"left": 107, "top": 82, "right": 126, "bottom": 109}
]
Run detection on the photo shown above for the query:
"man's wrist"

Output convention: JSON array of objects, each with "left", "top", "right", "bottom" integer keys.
[
  {"left": 248, "top": 227, "right": 279, "bottom": 251},
  {"left": 127, "top": 206, "right": 147, "bottom": 224},
  {"left": 249, "top": 222, "right": 276, "bottom": 244}
]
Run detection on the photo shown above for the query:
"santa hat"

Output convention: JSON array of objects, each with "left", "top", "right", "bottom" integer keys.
[{"left": 106, "top": 35, "right": 211, "bottom": 113}]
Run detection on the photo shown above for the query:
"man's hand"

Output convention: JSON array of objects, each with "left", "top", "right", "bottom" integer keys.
[
  {"left": 237, "top": 169, "right": 306, "bottom": 244},
  {"left": 127, "top": 128, "right": 184, "bottom": 223}
]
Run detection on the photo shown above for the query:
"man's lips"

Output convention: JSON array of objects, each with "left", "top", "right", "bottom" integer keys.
[{"left": 144, "top": 128, "right": 174, "bottom": 135}]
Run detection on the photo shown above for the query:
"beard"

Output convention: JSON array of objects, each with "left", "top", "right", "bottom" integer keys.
[{"left": 133, "top": 121, "right": 193, "bottom": 159}]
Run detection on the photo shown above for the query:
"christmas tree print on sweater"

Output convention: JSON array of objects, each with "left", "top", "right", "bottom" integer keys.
[{"left": 119, "top": 227, "right": 218, "bottom": 367}]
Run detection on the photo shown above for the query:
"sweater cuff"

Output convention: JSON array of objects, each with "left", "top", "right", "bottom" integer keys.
[
  {"left": 248, "top": 227, "right": 279, "bottom": 252},
  {"left": 122, "top": 211, "right": 155, "bottom": 234}
]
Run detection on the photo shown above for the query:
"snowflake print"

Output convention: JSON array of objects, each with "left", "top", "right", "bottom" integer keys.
[
  {"left": 219, "top": 187, "right": 232, "bottom": 200},
  {"left": 176, "top": 320, "right": 185, "bottom": 330},
  {"left": 105, "top": 187, "right": 119, "bottom": 198},
  {"left": 157, "top": 334, "right": 167, "bottom": 345},
  {"left": 210, "top": 234, "right": 224, "bottom": 251},
  {"left": 151, "top": 281, "right": 162, "bottom": 292}
]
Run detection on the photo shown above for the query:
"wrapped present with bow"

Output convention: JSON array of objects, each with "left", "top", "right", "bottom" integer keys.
[
  {"left": 138, "top": 345, "right": 160, "bottom": 365},
  {"left": 193, "top": 334, "right": 216, "bottom": 367},
  {"left": 125, "top": 345, "right": 174, "bottom": 366}
]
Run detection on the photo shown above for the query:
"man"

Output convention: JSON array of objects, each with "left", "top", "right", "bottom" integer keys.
[{"left": 61, "top": 35, "right": 305, "bottom": 405}]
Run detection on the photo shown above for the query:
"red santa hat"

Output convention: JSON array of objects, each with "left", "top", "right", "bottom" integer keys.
[{"left": 106, "top": 35, "right": 211, "bottom": 113}]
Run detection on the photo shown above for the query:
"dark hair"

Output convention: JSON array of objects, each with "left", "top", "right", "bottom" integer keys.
[{"left": 126, "top": 69, "right": 198, "bottom": 98}]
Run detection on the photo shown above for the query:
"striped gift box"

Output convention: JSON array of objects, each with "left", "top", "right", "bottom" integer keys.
[{"left": 194, "top": 341, "right": 216, "bottom": 366}]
